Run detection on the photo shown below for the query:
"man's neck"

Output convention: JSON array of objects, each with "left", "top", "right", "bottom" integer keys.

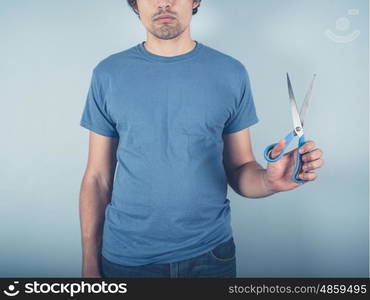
[{"left": 143, "top": 35, "right": 196, "bottom": 57}]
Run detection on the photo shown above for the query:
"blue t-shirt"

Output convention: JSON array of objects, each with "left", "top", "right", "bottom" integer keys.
[{"left": 80, "top": 40, "right": 259, "bottom": 266}]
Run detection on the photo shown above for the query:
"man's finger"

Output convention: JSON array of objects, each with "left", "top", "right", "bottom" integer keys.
[
  {"left": 269, "top": 138, "right": 285, "bottom": 159},
  {"left": 299, "top": 140, "right": 316, "bottom": 154},
  {"left": 301, "top": 149, "right": 323, "bottom": 162},
  {"left": 298, "top": 171, "right": 318, "bottom": 181}
]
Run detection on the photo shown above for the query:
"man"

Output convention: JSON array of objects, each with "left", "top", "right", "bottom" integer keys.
[{"left": 79, "top": 0, "right": 324, "bottom": 278}]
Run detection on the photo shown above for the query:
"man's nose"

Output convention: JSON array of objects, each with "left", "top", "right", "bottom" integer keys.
[{"left": 157, "top": 0, "right": 173, "bottom": 10}]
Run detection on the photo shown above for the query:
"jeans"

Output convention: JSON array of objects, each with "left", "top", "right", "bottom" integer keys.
[{"left": 101, "top": 237, "right": 236, "bottom": 278}]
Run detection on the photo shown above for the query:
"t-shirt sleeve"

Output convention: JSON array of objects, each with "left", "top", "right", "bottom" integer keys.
[
  {"left": 222, "top": 65, "right": 259, "bottom": 135},
  {"left": 79, "top": 69, "right": 119, "bottom": 138}
]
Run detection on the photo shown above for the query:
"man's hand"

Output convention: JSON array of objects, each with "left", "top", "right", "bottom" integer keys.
[{"left": 264, "top": 138, "right": 324, "bottom": 193}]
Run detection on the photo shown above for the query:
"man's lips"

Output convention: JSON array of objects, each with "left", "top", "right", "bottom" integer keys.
[{"left": 155, "top": 14, "right": 176, "bottom": 21}]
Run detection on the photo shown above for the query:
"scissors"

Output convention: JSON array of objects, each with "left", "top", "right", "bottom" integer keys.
[{"left": 264, "top": 73, "right": 316, "bottom": 184}]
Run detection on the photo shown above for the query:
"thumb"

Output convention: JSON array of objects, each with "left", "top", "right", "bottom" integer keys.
[{"left": 269, "top": 138, "right": 285, "bottom": 159}]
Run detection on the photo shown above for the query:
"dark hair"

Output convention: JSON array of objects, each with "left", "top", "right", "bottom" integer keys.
[{"left": 126, "top": 0, "right": 202, "bottom": 16}]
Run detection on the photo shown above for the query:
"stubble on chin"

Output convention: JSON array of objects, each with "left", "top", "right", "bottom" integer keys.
[{"left": 150, "top": 21, "right": 185, "bottom": 40}]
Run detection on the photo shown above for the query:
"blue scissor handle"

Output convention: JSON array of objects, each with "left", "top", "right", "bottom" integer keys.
[
  {"left": 292, "top": 135, "right": 306, "bottom": 183},
  {"left": 264, "top": 131, "right": 295, "bottom": 162},
  {"left": 264, "top": 132, "right": 306, "bottom": 184}
]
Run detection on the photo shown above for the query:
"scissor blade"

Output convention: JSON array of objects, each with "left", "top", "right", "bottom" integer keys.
[
  {"left": 287, "top": 73, "right": 303, "bottom": 136},
  {"left": 300, "top": 74, "right": 316, "bottom": 127}
]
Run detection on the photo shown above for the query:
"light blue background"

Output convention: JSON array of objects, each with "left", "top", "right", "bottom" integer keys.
[{"left": 0, "top": 0, "right": 368, "bottom": 277}]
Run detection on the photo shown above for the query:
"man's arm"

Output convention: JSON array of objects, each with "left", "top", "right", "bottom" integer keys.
[
  {"left": 79, "top": 131, "right": 118, "bottom": 277},
  {"left": 223, "top": 128, "right": 276, "bottom": 198}
]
